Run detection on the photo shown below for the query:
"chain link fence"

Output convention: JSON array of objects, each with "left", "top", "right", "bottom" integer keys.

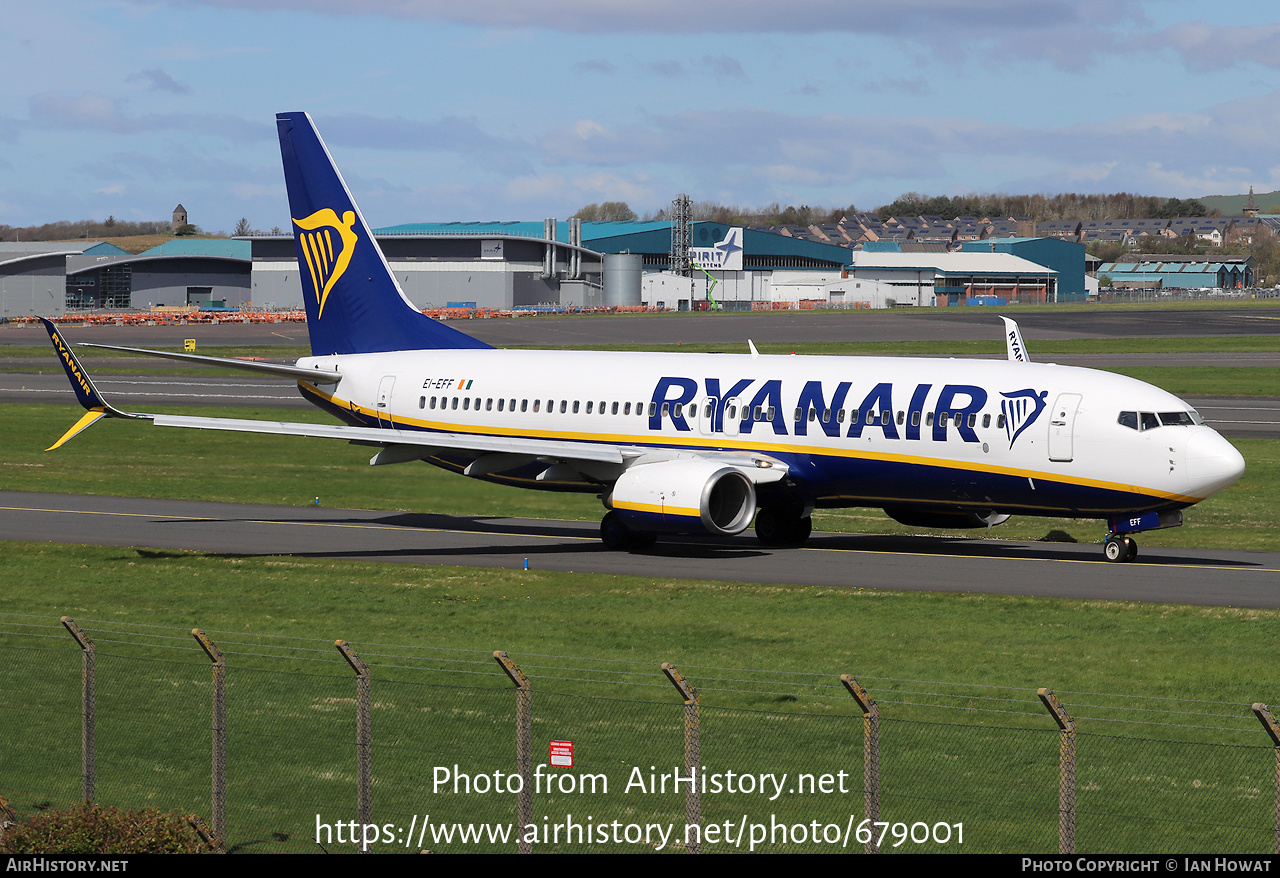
[{"left": 1, "top": 613, "right": 1276, "bottom": 854}]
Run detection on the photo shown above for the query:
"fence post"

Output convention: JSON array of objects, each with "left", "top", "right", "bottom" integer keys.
[
  {"left": 1038, "top": 688, "right": 1076, "bottom": 854},
  {"left": 60, "top": 617, "right": 94, "bottom": 804},
  {"left": 662, "top": 662, "right": 700, "bottom": 853},
  {"left": 335, "top": 640, "right": 372, "bottom": 852},
  {"left": 1252, "top": 703, "right": 1280, "bottom": 855},
  {"left": 494, "top": 652, "right": 532, "bottom": 854},
  {"left": 840, "top": 676, "right": 879, "bottom": 854},
  {"left": 192, "top": 629, "right": 226, "bottom": 852}
]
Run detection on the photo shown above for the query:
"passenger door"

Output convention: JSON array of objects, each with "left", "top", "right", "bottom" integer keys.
[{"left": 1048, "top": 393, "right": 1082, "bottom": 462}]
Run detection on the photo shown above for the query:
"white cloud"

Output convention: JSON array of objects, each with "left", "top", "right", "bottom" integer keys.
[
  {"left": 170, "top": 0, "right": 1143, "bottom": 38},
  {"left": 129, "top": 68, "right": 190, "bottom": 95},
  {"left": 1147, "top": 22, "right": 1280, "bottom": 72}
]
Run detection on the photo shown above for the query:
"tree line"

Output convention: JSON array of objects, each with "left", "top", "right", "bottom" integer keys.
[
  {"left": 581, "top": 192, "right": 1222, "bottom": 228},
  {"left": 0, "top": 217, "right": 173, "bottom": 243},
  {"left": 874, "top": 192, "right": 1213, "bottom": 222}
]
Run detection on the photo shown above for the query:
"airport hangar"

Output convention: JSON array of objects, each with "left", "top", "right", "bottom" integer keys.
[{"left": 0, "top": 222, "right": 1079, "bottom": 318}]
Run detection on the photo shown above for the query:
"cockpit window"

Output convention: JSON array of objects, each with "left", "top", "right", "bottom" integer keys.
[{"left": 1121, "top": 410, "right": 1202, "bottom": 431}]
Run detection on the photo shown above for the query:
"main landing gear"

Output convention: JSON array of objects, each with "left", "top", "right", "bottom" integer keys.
[
  {"left": 600, "top": 511, "right": 656, "bottom": 552},
  {"left": 754, "top": 507, "right": 812, "bottom": 548},
  {"left": 1103, "top": 534, "right": 1138, "bottom": 563}
]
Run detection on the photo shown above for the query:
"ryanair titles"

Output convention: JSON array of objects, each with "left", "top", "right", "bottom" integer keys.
[{"left": 649, "top": 376, "right": 1048, "bottom": 447}]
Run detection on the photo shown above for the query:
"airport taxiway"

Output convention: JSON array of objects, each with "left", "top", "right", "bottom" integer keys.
[{"left": 2, "top": 491, "right": 1277, "bottom": 609}]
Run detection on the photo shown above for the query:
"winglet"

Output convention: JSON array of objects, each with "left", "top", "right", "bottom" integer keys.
[
  {"left": 748, "top": 339, "right": 760, "bottom": 359},
  {"left": 1000, "top": 316, "right": 1030, "bottom": 363},
  {"left": 46, "top": 409, "right": 108, "bottom": 451},
  {"left": 40, "top": 317, "right": 146, "bottom": 449}
]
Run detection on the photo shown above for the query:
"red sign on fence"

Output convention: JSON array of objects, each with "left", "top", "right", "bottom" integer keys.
[{"left": 550, "top": 740, "right": 573, "bottom": 767}]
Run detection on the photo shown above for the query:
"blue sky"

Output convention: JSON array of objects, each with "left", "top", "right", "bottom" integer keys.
[{"left": 3, "top": 0, "right": 1279, "bottom": 233}]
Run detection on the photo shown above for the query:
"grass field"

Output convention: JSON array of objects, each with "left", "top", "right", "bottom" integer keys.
[
  {"left": 2, "top": 543, "right": 1277, "bottom": 853},
  {"left": 3, "top": 304, "right": 1279, "bottom": 852}
]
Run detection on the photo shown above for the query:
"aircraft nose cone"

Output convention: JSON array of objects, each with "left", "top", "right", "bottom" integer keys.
[{"left": 1186, "top": 430, "right": 1245, "bottom": 496}]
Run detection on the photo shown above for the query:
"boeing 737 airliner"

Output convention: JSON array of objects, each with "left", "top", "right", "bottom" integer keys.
[{"left": 42, "top": 112, "right": 1246, "bottom": 562}]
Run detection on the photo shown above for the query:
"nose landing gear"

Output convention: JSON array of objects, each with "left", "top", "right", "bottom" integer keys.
[{"left": 1103, "top": 535, "right": 1138, "bottom": 563}]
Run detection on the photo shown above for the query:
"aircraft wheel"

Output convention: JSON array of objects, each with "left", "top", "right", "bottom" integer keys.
[
  {"left": 788, "top": 514, "right": 813, "bottom": 546},
  {"left": 600, "top": 511, "right": 633, "bottom": 551},
  {"left": 756, "top": 508, "right": 812, "bottom": 548},
  {"left": 1123, "top": 536, "right": 1138, "bottom": 562},
  {"left": 629, "top": 531, "right": 657, "bottom": 551},
  {"left": 600, "top": 511, "right": 655, "bottom": 552},
  {"left": 755, "top": 508, "right": 784, "bottom": 545},
  {"left": 1104, "top": 537, "right": 1125, "bottom": 562}
]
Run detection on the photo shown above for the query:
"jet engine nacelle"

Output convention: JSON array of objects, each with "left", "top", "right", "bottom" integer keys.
[{"left": 611, "top": 460, "right": 757, "bottom": 536}]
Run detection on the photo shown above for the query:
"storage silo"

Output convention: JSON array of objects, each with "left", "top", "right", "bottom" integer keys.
[{"left": 602, "top": 253, "right": 643, "bottom": 307}]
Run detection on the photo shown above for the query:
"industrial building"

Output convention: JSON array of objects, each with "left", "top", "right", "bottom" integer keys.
[
  {"left": 1097, "top": 256, "right": 1255, "bottom": 290},
  {"left": 2, "top": 216, "right": 1091, "bottom": 318}
]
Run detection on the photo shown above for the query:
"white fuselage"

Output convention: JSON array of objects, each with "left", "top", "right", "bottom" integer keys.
[{"left": 292, "top": 348, "right": 1245, "bottom": 519}]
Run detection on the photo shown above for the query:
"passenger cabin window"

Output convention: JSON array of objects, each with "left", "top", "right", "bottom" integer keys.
[
  {"left": 533, "top": 400, "right": 540, "bottom": 412},
  {"left": 612, "top": 402, "right": 619, "bottom": 415},
  {"left": 624, "top": 402, "right": 632, "bottom": 415},
  {"left": 996, "top": 413, "right": 1005, "bottom": 429},
  {"left": 982, "top": 414, "right": 990, "bottom": 428},
  {"left": 560, "top": 400, "right": 567, "bottom": 414},
  {"left": 419, "top": 396, "right": 425, "bottom": 409},
  {"left": 521, "top": 399, "right": 529, "bottom": 412}
]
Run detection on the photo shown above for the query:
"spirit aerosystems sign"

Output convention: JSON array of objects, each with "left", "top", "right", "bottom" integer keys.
[{"left": 689, "top": 228, "right": 744, "bottom": 271}]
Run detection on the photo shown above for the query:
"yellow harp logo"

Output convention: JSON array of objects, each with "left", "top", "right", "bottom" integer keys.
[{"left": 293, "top": 208, "right": 359, "bottom": 318}]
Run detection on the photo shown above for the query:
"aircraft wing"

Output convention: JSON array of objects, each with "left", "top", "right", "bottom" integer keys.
[
  {"left": 78, "top": 343, "right": 342, "bottom": 383},
  {"left": 150, "top": 414, "right": 790, "bottom": 483},
  {"left": 42, "top": 318, "right": 788, "bottom": 483},
  {"left": 151, "top": 413, "right": 628, "bottom": 464}
]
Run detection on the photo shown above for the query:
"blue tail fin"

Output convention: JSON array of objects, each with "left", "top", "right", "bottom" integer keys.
[{"left": 276, "top": 112, "right": 491, "bottom": 356}]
